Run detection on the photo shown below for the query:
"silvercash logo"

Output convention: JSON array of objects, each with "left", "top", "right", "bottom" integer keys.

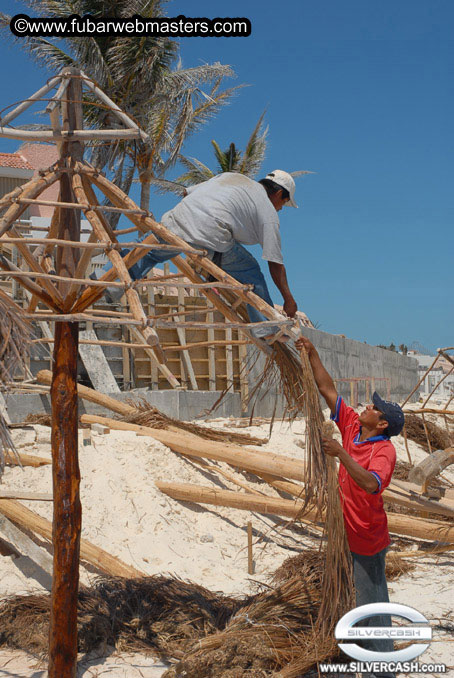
[{"left": 335, "top": 603, "right": 432, "bottom": 662}]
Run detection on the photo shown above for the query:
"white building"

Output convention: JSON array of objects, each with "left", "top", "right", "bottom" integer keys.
[{"left": 408, "top": 351, "right": 454, "bottom": 400}]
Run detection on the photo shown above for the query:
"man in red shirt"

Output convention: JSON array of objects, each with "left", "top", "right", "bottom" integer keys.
[{"left": 296, "top": 336, "right": 404, "bottom": 676}]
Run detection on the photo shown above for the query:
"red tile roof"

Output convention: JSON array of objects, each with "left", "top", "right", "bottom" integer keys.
[{"left": 0, "top": 152, "right": 34, "bottom": 170}]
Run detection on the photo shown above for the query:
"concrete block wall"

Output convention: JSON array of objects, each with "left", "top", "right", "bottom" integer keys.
[{"left": 4, "top": 390, "right": 241, "bottom": 424}]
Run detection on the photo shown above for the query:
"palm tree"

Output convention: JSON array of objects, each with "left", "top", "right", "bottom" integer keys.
[
  {"left": 147, "top": 112, "right": 313, "bottom": 196},
  {"left": 0, "top": 0, "right": 238, "bottom": 212},
  {"left": 179, "top": 110, "right": 268, "bottom": 183},
  {"left": 145, "top": 111, "right": 268, "bottom": 195}
]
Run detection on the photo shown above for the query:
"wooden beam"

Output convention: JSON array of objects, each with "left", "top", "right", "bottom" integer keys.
[
  {"left": 37, "top": 369, "right": 133, "bottom": 416},
  {"left": 0, "top": 75, "right": 62, "bottom": 126},
  {"left": 0, "top": 491, "right": 52, "bottom": 500},
  {"left": 0, "top": 127, "right": 143, "bottom": 142},
  {"left": 80, "top": 414, "right": 307, "bottom": 482},
  {"left": 48, "top": 69, "right": 83, "bottom": 678},
  {"left": 0, "top": 513, "right": 53, "bottom": 587},
  {"left": 408, "top": 448, "right": 454, "bottom": 488},
  {"left": 5, "top": 450, "right": 51, "bottom": 467},
  {"left": 0, "top": 498, "right": 144, "bottom": 578},
  {"left": 80, "top": 69, "right": 149, "bottom": 141},
  {"left": 156, "top": 482, "right": 454, "bottom": 543},
  {"left": 175, "top": 288, "right": 198, "bottom": 390}
]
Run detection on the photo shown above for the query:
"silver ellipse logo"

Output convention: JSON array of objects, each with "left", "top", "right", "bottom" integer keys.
[{"left": 335, "top": 603, "right": 432, "bottom": 662}]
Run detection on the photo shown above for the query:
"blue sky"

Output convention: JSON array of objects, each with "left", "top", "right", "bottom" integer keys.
[{"left": 1, "top": 0, "right": 452, "bottom": 353}]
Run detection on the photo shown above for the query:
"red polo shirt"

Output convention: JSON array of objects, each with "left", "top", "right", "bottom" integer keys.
[{"left": 331, "top": 397, "right": 396, "bottom": 556}]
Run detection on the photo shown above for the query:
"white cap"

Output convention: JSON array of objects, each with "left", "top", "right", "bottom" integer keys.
[{"left": 265, "top": 170, "right": 298, "bottom": 208}]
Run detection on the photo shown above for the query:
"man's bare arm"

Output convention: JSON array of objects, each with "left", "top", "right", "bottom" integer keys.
[
  {"left": 323, "top": 439, "right": 379, "bottom": 493},
  {"left": 295, "top": 337, "right": 338, "bottom": 413},
  {"left": 268, "top": 261, "right": 297, "bottom": 317}
]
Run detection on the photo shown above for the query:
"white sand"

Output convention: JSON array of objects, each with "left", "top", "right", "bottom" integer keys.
[{"left": 0, "top": 415, "right": 453, "bottom": 676}]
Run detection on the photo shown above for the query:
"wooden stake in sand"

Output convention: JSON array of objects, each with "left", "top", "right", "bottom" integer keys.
[{"left": 247, "top": 521, "right": 254, "bottom": 575}]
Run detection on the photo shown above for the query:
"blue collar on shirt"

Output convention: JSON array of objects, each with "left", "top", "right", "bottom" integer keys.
[{"left": 354, "top": 428, "right": 389, "bottom": 445}]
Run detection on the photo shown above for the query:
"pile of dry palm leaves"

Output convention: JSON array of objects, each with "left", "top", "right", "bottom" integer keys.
[
  {"left": 405, "top": 414, "right": 452, "bottom": 452},
  {"left": 0, "top": 548, "right": 413, "bottom": 677},
  {"left": 121, "top": 397, "right": 267, "bottom": 446},
  {"left": 0, "top": 290, "right": 32, "bottom": 473}
]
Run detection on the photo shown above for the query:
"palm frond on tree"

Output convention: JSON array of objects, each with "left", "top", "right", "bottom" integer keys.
[
  {"left": 171, "top": 111, "right": 269, "bottom": 191},
  {"left": 174, "top": 155, "right": 215, "bottom": 185}
]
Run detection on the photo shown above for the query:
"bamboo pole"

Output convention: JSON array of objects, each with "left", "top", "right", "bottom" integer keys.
[
  {"left": 0, "top": 254, "right": 59, "bottom": 309},
  {"left": 27, "top": 207, "right": 61, "bottom": 313},
  {"left": 73, "top": 176, "right": 167, "bottom": 363},
  {"left": 175, "top": 288, "right": 198, "bottom": 389},
  {"left": 45, "top": 76, "right": 69, "bottom": 114},
  {"left": 5, "top": 450, "right": 51, "bottom": 467},
  {"left": 48, "top": 69, "right": 83, "bottom": 678},
  {"left": 0, "top": 170, "right": 60, "bottom": 239},
  {"left": 37, "top": 369, "right": 134, "bottom": 416},
  {"left": 80, "top": 69, "right": 149, "bottom": 141},
  {"left": 14, "top": 197, "right": 155, "bottom": 216},
  {"left": 26, "top": 312, "right": 289, "bottom": 331},
  {"left": 3, "top": 270, "right": 250, "bottom": 290},
  {"left": 2, "top": 230, "right": 64, "bottom": 304},
  {"left": 1, "top": 236, "right": 207, "bottom": 256},
  {"left": 0, "top": 127, "right": 143, "bottom": 141},
  {"left": 0, "top": 75, "right": 62, "bottom": 125},
  {"left": 0, "top": 490, "right": 53, "bottom": 500}
]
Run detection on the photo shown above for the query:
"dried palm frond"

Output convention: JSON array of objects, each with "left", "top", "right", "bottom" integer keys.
[
  {"left": 0, "top": 546, "right": 413, "bottom": 677},
  {"left": 120, "top": 397, "right": 267, "bottom": 446},
  {"left": 246, "top": 343, "right": 306, "bottom": 423},
  {"left": 297, "top": 350, "right": 353, "bottom": 641},
  {"left": 0, "top": 291, "right": 32, "bottom": 473},
  {"left": 405, "top": 414, "right": 452, "bottom": 452}
]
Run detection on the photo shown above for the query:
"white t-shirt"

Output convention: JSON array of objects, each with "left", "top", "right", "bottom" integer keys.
[{"left": 161, "top": 173, "right": 283, "bottom": 263}]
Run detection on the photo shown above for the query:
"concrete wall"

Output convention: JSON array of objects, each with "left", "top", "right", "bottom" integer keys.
[
  {"left": 245, "top": 327, "right": 419, "bottom": 418},
  {"left": 6, "top": 328, "right": 418, "bottom": 423},
  {"left": 5, "top": 389, "right": 241, "bottom": 424}
]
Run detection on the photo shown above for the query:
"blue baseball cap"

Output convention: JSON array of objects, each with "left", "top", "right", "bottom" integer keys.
[{"left": 372, "top": 391, "right": 405, "bottom": 437}]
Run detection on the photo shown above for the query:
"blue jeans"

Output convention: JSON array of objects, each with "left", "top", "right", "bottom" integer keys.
[
  {"left": 106, "top": 237, "right": 279, "bottom": 338},
  {"left": 351, "top": 548, "right": 395, "bottom": 678}
]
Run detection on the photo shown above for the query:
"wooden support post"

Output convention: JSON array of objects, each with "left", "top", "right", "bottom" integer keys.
[
  {"left": 147, "top": 286, "right": 158, "bottom": 390},
  {"left": 48, "top": 68, "right": 83, "bottom": 678},
  {"left": 207, "top": 304, "right": 216, "bottom": 391},
  {"left": 238, "top": 332, "right": 249, "bottom": 415},
  {"left": 226, "top": 327, "right": 234, "bottom": 393},
  {"left": 175, "top": 288, "right": 198, "bottom": 390},
  {"left": 247, "top": 521, "right": 253, "bottom": 575}
]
